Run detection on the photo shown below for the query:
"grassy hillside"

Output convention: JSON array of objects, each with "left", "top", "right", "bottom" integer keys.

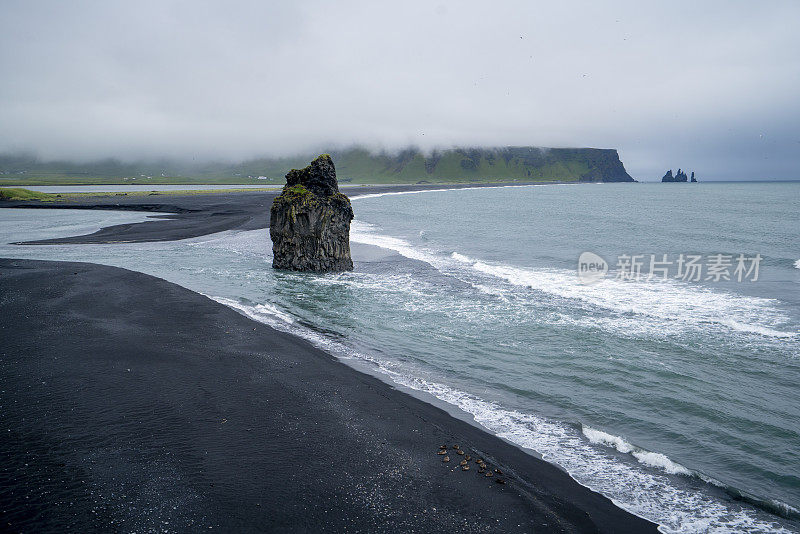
[
  {"left": 0, "top": 188, "right": 57, "bottom": 201},
  {"left": 0, "top": 146, "right": 634, "bottom": 185}
]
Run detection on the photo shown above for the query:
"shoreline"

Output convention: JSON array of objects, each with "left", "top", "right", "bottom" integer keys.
[
  {"left": 0, "top": 257, "right": 658, "bottom": 532},
  {"left": 0, "top": 182, "right": 576, "bottom": 245},
  {"left": 2, "top": 184, "right": 794, "bottom": 530}
]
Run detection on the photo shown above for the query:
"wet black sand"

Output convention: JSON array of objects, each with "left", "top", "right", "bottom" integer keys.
[
  {"left": 3, "top": 191, "right": 277, "bottom": 244},
  {"left": 0, "top": 258, "right": 656, "bottom": 532}
]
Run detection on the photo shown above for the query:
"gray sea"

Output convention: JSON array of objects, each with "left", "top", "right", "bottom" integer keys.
[{"left": 1, "top": 181, "right": 798, "bottom": 532}]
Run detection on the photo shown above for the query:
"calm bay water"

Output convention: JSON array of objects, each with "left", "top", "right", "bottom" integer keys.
[{"left": 1, "top": 182, "right": 798, "bottom": 532}]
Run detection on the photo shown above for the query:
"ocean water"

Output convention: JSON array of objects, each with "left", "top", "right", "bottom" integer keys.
[{"left": 1, "top": 182, "right": 798, "bottom": 533}]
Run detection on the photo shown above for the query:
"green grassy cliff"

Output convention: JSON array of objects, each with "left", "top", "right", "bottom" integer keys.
[{"left": 0, "top": 146, "right": 635, "bottom": 185}]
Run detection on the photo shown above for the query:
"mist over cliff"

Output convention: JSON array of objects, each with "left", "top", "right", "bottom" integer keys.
[{"left": 1, "top": 2, "right": 798, "bottom": 180}]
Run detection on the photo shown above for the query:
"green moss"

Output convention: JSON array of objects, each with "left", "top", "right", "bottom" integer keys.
[
  {"left": 274, "top": 184, "right": 318, "bottom": 207},
  {"left": 286, "top": 184, "right": 310, "bottom": 196},
  {"left": 0, "top": 188, "right": 57, "bottom": 201},
  {"left": 332, "top": 192, "right": 351, "bottom": 204},
  {"left": 272, "top": 186, "right": 354, "bottom": 220}
]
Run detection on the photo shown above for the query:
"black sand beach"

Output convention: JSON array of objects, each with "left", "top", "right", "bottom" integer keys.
[
  {"left": 0, "top": 188, "right": 657, "bottom": 532},
  {"left": 2, "top": 183, "right": 522, "bottom": 245},
  {"left": 0, "top": 258, "right": 656, "bottom": 532}
]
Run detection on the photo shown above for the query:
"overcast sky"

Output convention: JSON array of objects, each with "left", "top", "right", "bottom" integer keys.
[{"left": 1, "top": 1, "right": 798, "bottom": 180}]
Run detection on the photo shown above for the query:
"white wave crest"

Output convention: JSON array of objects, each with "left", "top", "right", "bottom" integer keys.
[
  {"left": 350, "top": 187, "right": 464, "bottom": 201},
  {"left": 465, "top": 259, "right": 795, "bottom": 340},
  {"left": 350, "top": 223, "right": 441, "bottom": 266},
  {"left": 349, "top": 183, "right": 561, "bottom": 202},
  {"left": 450, "top": 251, "right": 475, "bottom": 263},
  {"left": 352, "top": 223, "right": 797, "bottom": 341},
  {"left": 582, "top": 426, "right": 692, "bottom": 475},
  {"left": 208, "top": 295, "right": 295, "bottom": 326},
  {"left": 794, "top": 259, "right": 800, "bottom": 270}
]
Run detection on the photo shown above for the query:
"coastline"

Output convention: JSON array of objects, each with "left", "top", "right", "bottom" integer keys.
[
  {"left": 0, "top": 182, "right": 573, "bottom": 245},
  {"left": 3, "top": 183, "right": 796, "bottom": 531},
  {"left": 0, "top": 258, "right": 657, "bottom": 532}
]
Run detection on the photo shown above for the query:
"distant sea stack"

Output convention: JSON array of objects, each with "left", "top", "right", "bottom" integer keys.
[
  {"left": 270, "top": 155, "right": 354, "bottom": 272},
  {"left": 661, "top": 169, "right": 697, "bottom": 182}
]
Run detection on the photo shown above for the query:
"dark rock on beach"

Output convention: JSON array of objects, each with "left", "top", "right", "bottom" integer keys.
[{"left": 269, "top": 154, "right": 354, "bottom": 272}]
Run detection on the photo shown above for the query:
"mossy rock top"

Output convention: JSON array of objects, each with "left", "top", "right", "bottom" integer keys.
[
  {"left": 283, "top": 154, "right": 340, "bottom": 197},
  {"left": 272, "top": 156, "right": 352, "bottom": 217}
]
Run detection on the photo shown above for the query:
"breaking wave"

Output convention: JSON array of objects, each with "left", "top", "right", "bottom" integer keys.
[
  {"left": 582, "top": 426, "right": 692, "bottom": 475},
  {"left": 350, "top": 222, "right": 797, "bottom": 342},
  {"left": 209, "top": 294, "right": 794, "bottom": 533},
  {"left": 349, "top": 183, "right": 563, "bottom": 201}
]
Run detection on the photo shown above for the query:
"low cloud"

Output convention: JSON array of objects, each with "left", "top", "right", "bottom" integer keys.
[{"left": 1, "top": 0, "right": 798, "bottom": 180}]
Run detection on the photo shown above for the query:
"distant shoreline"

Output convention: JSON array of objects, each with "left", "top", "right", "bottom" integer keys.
[
  {"left": 0, "top": 179, "right": 575, "bottom": 191},
  {"left": 3, "top": 180, "right": 792, "bottom": 244},
  {"left": 0, "top": 145, "right": 636, "bottom": 185},
  {"left": 0, "top": 182, "right": 567, "bottom": 244}
]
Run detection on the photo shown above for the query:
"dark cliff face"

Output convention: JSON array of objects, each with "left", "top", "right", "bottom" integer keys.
[
  {"left": 560, "top": 148, "right": 635, "bottom": 182},
  {"left": 270, "top": 155, "right": 354, "bottom": 272},
  {"left": 326, "top": 146, "right": 637, "bottom": 183}
]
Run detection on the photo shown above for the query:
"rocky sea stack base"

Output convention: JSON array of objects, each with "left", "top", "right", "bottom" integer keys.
[
  {"left": 270, "top": 154, "right": 354, "bottom": 272},
  {"left": 661, "top": 169, "right": 697, "bottom": 182}
]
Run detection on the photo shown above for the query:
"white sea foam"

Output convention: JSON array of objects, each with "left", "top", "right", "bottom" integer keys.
[
  {"left": 772, "top": 500, "right": 800, "bottom": 519},
  {"left": 208, "top": 295, "right": 295, "bottom": 326},
  {"left": 350, "top": 187, "right": 465, "bottom": 201},
  {"left": 349, "top": 183, "right": 561, "bottom": 202},
  {"left": 582, "top": 425, "right": 636, "bottom": 453},
  {"left": 450, "top": 251, "right": 475, "bottom": 263},
  {"left": 582, "top": 426, "right": 692, "bottom": 475},
  {"left": 212, "top": 295, "right": 793, "bottom": 534},
  {"left": 348, "top": 226, "right": 440, "bottom": 265},
  {"left": 794, "top": 259, "right": 800, "bottom": 270},
  {"left": 351, "top": 223, "right": 797, "bottom": 341},
  {"left": 465, "top": 259, "right": 795, "bottom": 340}
]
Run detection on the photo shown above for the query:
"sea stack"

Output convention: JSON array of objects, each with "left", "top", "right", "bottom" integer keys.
[
  {"left": 661, "top": 169, "right": 693, "bottom": 182},
  {"left": 270, "top": 154, "right": 354, "bottom": 272}
]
